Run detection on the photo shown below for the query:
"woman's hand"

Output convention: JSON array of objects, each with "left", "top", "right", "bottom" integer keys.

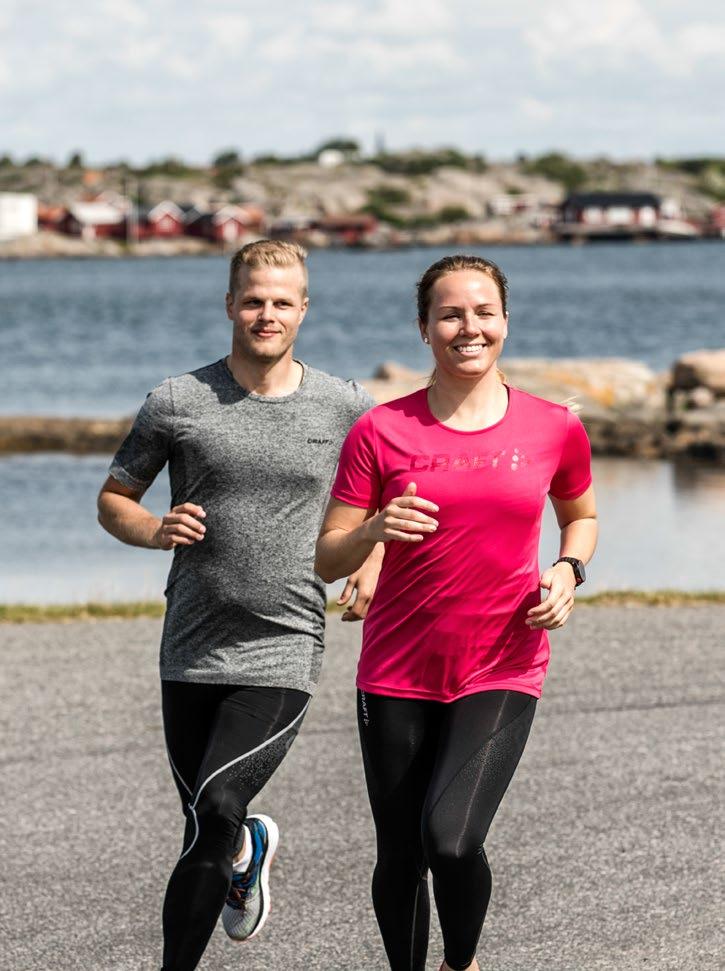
[
  {"left": 526, "top": 562, "right": 577, "bottom": 630},
  {"left": 363, "top": 483, "right": 438, "bottom": 544}
]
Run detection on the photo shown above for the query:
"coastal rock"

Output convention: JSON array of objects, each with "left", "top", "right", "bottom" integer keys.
[
  {"left": 363, "top": 357, "right": 660, "bottom": 414},
  {"left": 360, "top": 357, "right": 721, "bottom": 462},
  {"left": 0, "top": 416, "right": 132, "bottom": 454},
  {"left": 665, "top": 402, "right": 725, "bottom": 462},
  {"left": 687, "top": 386, "right": 716, "bottom": 409},
  {"left": 501, "top": 358, "right": 658, "bottom": 410},
  {"left": 671, "top": 349, "right": 725, "bottom": 396},
  {"left": 1, "top": 356, "right": 723, "bottom": 463}
]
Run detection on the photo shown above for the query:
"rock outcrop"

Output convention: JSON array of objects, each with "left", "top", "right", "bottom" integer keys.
[
  {"left": 0, "top": 416, "right": 132, "bottom": 454},
  {"left": 2, "top": 352, "right": 724, "bottom": 462},
  {"left": 666, "top": 349, "right": 725, "bottom": 461}
]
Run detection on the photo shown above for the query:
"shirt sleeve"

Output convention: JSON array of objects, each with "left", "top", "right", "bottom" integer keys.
[
  {"left": 331, "top": 411, "right": 382, "bottom": 510},
  {"left": 549, "top": 410, "right": 592, "bottom": 501},
  {"left": 346, "top": 379, "right": 377, "bottom": 421},
  {"left": 109, "top": 379, "right": 174, "bottom": 490}
]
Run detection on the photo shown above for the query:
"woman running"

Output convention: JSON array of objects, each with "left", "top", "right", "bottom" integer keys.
[{"left": 315, "top": 254, "right": 597, "bottom": 971}]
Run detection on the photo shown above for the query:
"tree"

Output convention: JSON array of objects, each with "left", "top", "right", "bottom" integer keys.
[
  {"left": 67, "top": 151, "right": 84, "bottom": 169},
  {"left": 315, "top": 138, "right": 360, "bottom": 156},
  {"left": 212, "top": 149, "right": 242, "bottom": 168},
  {"left": 522, "top": 152, "right": 587, "bottom": 191}
]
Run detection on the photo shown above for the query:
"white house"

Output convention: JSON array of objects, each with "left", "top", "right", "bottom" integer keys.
[{"left": 0, "top": 192, "right": 38, "bottom": 241}]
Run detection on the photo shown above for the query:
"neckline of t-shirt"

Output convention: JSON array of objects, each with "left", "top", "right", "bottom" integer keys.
[
  {"left": 420, "top": 384, "right": 514, "bottom": 435},
  {"left": 219, "top": 357, "right": 309, "bottom": 403}
]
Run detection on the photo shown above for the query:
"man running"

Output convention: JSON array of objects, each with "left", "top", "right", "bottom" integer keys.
[{"left": 97, "top": 240, "right": 379, "bottom": 971}]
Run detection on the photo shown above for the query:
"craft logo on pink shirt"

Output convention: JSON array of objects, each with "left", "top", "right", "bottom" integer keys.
[{"left": 409, "top": 447, "right": 530, "bottom": 473}]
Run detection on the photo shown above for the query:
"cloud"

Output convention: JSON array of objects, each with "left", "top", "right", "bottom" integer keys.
[
  {"left": 203, "top": 12, "right": 251, "bottom": 50},
  {"left": 519, "top": 97, "right": 554, "bottom": 123},
  {"left": 0, "top": 0, "right": 723, "bottom": 160}
]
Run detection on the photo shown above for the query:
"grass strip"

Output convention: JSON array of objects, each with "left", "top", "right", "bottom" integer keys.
[
  {"left": 576, "top": 589, "right": 725, "bottom": 607},
  {"left": 1, "top": 590, "right": 724, "bottom": 624},
  {"left": 0, "top": 601, "right": 166, "bottom": 623}
]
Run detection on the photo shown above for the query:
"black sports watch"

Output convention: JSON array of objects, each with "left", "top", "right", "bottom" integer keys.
[{"left": 553, "top": 557, "right": 586, "bottom": 586}]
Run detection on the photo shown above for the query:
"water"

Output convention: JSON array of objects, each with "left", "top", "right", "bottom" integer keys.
[
  {"left": 1, "top": 242, "right": 724, "bottom": 417},
  {"left": 1, "top": 454, "right": 722, "bottom": 603},
  {"left": 1, "top": 244, "right": 724, "bottom": 602}
]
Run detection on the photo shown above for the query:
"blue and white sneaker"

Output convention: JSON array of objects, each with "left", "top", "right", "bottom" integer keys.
[{"left": 222, "top": 814, "right": 279, "bottom": 942}]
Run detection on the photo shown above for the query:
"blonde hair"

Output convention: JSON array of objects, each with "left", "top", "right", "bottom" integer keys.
[{"left": 228, "top": 239, "right": 309, "bottom": 296}]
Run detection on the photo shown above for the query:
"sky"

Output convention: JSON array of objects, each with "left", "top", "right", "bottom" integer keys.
[{"left": 1, "top": 0, "right": 724, "bottom": 165}]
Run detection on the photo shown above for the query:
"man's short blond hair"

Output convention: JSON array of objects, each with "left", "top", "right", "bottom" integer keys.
[{"left": 228, "top": 239, "right": 309, "bottom": 297}]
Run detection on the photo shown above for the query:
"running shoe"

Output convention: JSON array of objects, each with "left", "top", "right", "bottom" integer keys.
[{"left": 222, "top": 813, "right": 279, "bottom": 942}]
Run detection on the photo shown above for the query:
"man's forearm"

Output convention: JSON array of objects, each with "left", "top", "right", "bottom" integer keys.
[{"left": 98, "top": 492, "right": 162, "bottom": 549}]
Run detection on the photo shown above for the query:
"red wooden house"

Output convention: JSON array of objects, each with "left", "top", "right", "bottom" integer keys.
[
  {"left": 185, "top": 204, "right": 265, "bottom": 243},
  {"left": 141, "top": 200, "right": 185, "bottom": 237},
  {"left": 59, "top": 200, "right": 126, "bottom": 240}
]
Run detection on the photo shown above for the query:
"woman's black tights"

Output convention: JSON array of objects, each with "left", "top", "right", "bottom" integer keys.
[{"left": 357, "top": 688, "right": 536, "bottom": 971}]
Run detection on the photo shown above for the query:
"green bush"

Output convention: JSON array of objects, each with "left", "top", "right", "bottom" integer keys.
[
  {"left": 367, "top": 185, "right": 411, "bottom": 207},
  {"left": 372, "top": 148, "right": 476, "bottom": 175},
  {"left": 522, "top": 152, "right": 587, "bottom": 191},
  {"left": 437, "top": 205, "right": 470, "bottom": 223},
  {"left": 136, "top": 156, "right": 201, "bottom": 178},
  {"left": 656, "top": 156, "right": 725, "bottom": 177}
]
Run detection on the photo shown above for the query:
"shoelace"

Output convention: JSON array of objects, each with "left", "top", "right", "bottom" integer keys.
[{"left": 229, "top": 846, "right": 261, "bottom": 903}]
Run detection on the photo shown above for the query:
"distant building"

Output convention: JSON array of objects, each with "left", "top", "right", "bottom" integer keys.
[
  {"left": 37, "top": 203, "right": 66, "bottom": 231},
  {"left": 709, "top": 205, "right": 725, "bottom": 238},
  {"left": 561, "top": 191, "right": 660, "bottom": 228},
  {"left": 185, "top": 204, "right": 265, "bottom": 243},
  {"left": 139, "top": 201, "right": 185, "bottom": 238},
  {"left": 555, "top": 191, "right": 696, "bottom": 240},
  {"left": 0, "top": 192, "right": 38, "bottom": 240},
  {"left": 311, "top": 215, "right": 378, "bottom": 246},
  {"left": 59, "top": 199, "right": 127, "bottom": 240},
  {"left": 488, "top": 193, "right": 537, "bottom": 217},
  {"left": 317, "top": 149, "right": 346, "bottom": 169},
  {"left": 270, "top": 214, "right": 378, "bottom": 247}
]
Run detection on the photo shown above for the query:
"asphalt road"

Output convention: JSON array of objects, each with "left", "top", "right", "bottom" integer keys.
[{"left": 1, "top": 606, "right": 723, "bottom": 971}]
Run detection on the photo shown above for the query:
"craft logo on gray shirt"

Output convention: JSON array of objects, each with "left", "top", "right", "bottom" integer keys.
[{"left": 110, "top": 359, "right": 374, "bottom": 694}]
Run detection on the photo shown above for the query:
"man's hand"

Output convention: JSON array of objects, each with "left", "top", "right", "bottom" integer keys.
[
  {"left": 336, "top": 545, "right": 384, "bottom": 622},
  {"left": 153, "top": 503, "right": 207, "bottom": 550},
  {"left": 526, "top": 562, "right": 577, "bottom": 630}
]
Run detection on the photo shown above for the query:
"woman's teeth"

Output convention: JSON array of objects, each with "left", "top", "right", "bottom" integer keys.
[{"left": 454, "top": 344, "right": 485, "bottom": 354}]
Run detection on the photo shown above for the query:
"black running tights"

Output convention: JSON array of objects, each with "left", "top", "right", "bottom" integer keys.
[
  {"left": 160, "top": 681, "right": 309, "bottom": 971},
  {"left": 357, "top": 688, "right": 536, "bottom": 971}
]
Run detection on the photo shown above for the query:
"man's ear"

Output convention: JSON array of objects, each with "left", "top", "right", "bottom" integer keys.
[
  {"left": 225, "top": 291, "right": 233, "bottom": 320},
  {"left": 299, "top": 296, "right": 310, "bottom": 322}
]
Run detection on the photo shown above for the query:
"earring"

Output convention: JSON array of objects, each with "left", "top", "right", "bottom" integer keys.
[{"left": 423, "top": 336, "right": 429, "bottom": 344}]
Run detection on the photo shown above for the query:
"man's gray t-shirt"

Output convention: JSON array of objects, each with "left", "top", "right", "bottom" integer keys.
[{"left": 109, "top": 359, "right": 374, "bottom": 694}]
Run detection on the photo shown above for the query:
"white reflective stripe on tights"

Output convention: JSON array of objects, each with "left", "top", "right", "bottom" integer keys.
[
  {"left": 167, "top": 750, "right": 193, "bottom": 796},
  {"left": 178, "top": 699, "right": 310, "bottom": 861}
]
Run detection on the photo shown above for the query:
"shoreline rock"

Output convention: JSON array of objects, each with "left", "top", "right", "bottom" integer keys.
[{"left": 2, "top": 352, "right": 724, "bottom": 463}]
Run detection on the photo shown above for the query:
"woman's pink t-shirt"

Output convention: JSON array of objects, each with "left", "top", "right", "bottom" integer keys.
[{"left": 331, "top": 386, "right": 592, "bottom": 702}]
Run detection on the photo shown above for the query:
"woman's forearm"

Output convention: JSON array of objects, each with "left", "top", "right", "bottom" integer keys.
[
  {"left": 315, "top": 521, "right": 379, "bottom": 583},
  {"left": 557, "top": 517, "right": 598, "bottom": 564}
]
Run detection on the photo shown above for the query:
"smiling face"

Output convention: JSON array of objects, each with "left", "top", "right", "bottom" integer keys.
[
  {"left": 420, "top": 269, "right": 508, "bottom": 382},
  {"left": 225, "top": 263, "right": 309, "bottom": 364}
]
